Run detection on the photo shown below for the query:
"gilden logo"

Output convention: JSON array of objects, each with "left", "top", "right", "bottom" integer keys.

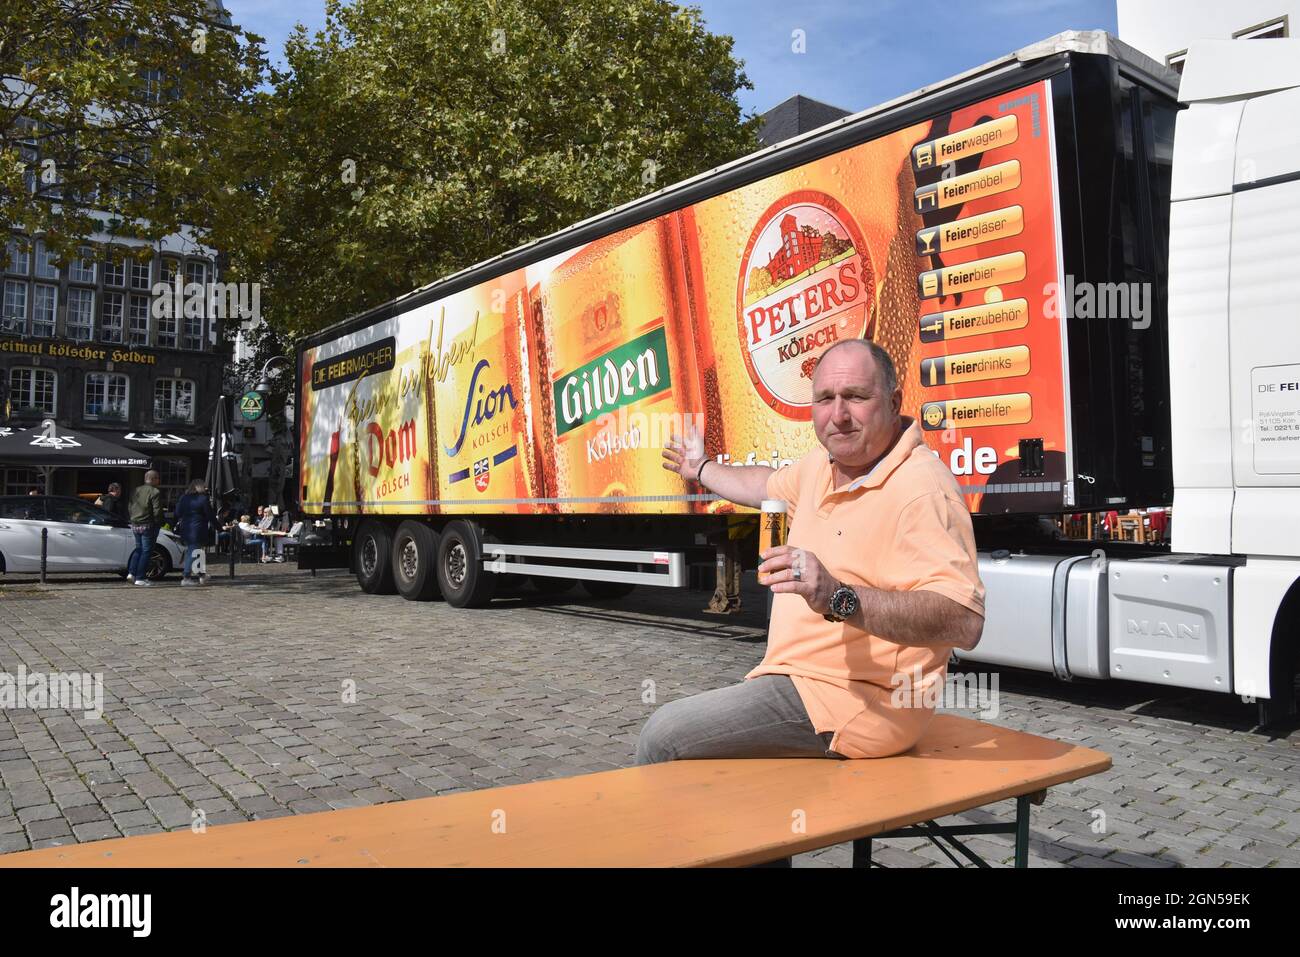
[{"left": 736, "top": 191, "right": 875, "bottom": 419}]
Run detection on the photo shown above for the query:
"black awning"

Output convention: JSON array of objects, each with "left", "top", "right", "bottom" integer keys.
[
  {"left": 81, "top": 428, "right": 211, "bottom": 455},
  {"left": 0, "top": 424, "right": 151, "bottom": 468}
]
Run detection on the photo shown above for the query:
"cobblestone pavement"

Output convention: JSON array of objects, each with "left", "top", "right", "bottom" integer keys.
[{"left": 1, "top": 561, "right": 1297, "bottom": 867}]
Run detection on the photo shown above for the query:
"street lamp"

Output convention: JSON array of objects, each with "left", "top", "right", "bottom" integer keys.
[{"left": 254, "top": 354, "right": 293, "bottom": 395}]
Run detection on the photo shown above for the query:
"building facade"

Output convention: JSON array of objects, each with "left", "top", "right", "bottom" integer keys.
[
  {"left": 1, "top": 235, "right": 228, "bottom": 509},
  {"left": 1117, "top": 0, "right": 1294, "bottom": 71}
]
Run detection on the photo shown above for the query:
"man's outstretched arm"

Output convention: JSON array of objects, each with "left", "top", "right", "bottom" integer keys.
[{"left": 662, "top": 430, "right": 773, "bottom": 509}]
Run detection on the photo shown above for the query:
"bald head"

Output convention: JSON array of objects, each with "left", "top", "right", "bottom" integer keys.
[{"left": 812, "top": 338, "right": 898, "bottom": 396}]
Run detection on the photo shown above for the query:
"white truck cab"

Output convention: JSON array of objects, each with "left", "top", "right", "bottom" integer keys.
[{"left": 963, "top": 37, "right": 1300, "bottom": 724}]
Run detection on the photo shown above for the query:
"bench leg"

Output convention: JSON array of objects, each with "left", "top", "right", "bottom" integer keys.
[
  {"left": 857, "top": 792, "right": 1041, "bottom": 868},
  {"left": 1015, "top": 794, "right": 1030, "bottom": 869},
  {"left": 852, "top": 837, "right": 872, "bottom": 868}
]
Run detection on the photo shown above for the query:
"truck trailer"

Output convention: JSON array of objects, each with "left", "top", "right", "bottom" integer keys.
[{"left": 295, "top": 31, "right": 1300, "bottom": 724}]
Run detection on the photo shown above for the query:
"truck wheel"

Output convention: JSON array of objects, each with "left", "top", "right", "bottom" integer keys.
[
  {"left": 582, "top": 580, "right": 636, "bottom": 599},
  {"left": 531, "top": 575, "right": 576, "bottom": 596},
  {"left": 354, "top": 520, "right": 396, "bottom": 594},
  {"left": 436, "top": 519, "right": 498, "bottom": 608},
  {"left": 392, "top": 521, "right": 442, "bottom": 601}
]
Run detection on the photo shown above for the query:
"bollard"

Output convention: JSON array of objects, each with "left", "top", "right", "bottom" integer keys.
[
  {"left": 230, "top": 529, "right": 238, "bottom": 578},
  {"left": 40, "top": 527, "right": 48, "bottom": 584}
]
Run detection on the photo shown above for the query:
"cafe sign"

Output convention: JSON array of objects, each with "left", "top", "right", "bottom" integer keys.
[
  {"left": 239, "top": 390, "right": 266, "bottom": 421},
  {"left": 0, "top": 337, "right": 157, "bottom": 365}
]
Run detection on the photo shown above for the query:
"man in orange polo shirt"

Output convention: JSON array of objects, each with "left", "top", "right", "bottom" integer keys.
[{"left": 636, "top": 339, "right": 984, "bottom": 765}]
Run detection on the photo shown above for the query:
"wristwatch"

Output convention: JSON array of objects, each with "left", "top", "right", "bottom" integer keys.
[{"left": 824, "top": 582, "right": 859, "bottom": 622}]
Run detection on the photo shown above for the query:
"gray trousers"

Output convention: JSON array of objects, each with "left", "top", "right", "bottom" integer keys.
[{"left": 635, "top": 674, "right": 844, "bottom": 765}]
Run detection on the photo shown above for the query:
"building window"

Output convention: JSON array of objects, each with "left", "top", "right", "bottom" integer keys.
[
  {"left": 5, "top": 238, "right": 29, "bottom": 275},
  {"left": 129, "top": 257, "right": 152, "bottom": 290},
  {"left": 103, "top": 252, "right": 125, "bottom": 287},
  {"left": 1233, "top": 16, "right": 1288, "bottom": 39},
  {"left": 129, "top": 294, "right": 149, "bottom": 344},
  {"left": 155, "top": 258, "right": 178, "bottom": 348},
  {"left": 154, "top": 378, "right": 194, "bottom": 424},
  {"left": 156, "top": 313, "right": 177, "bottom": 349},
  {"left": 16, "top": 118, "right": 38, "bottom": 195},
  {"left": 31, "top": 283, "right": 56, "bottom": 337},
  {"left": 184, "top": 260, "right": 206, "bottom": 288},
  {"left": 101, "top": 292, "right": 124, "bottom": 343},
  {"left": 84, "top": 372, "right": 129, "bottom": 421},
  {"left": 184, "top": 260, "right": 206, "bottom": 350},
  {"left": 3, "top": 468, "right": 41, "bottom": 496},
  {"left": 182, "top": 312, "right": 204, "bottom": 351},
  {"left": 34, "top": 240, "right": 59, "bottom": 279},
  {"left": 156, "top": 457, "right": 189, "bottom": 512},
  {"left": 67, "top": 287, "right": 95, "bottom": 341},
  {"left": 2, "top": 280, "right": 26, "bottom": 334},
  {"left": 139, "top": 67, "right": 163, "bottom": 104},
  {"left": 9, "top": 367, "right": 57, "bottom": 415},
  {"left": 69, "top": 246, "right": 96, "bottom": 283}
]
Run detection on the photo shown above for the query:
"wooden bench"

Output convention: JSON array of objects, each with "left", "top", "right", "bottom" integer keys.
[{"left": 0, "top": 716, "right": 1109, "bottom": 868}]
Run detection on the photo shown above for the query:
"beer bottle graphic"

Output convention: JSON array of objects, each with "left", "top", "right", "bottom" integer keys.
[
  {"left": 322, "top": 426, "right": 341, "bottom": 516},
  {"left": 538, "top": 217, "right": 713, "bottom": 513},
  {"left": 671, "top": 208, "right": 729, "bottom": 514},
  {"left": 688, "top": 124, "right": 923, "bottom": 466},
  {"left": 418, "top": 329, "right": 441, "bottom": 514},
  {"left": 505, "top": 286, "right": 555, "bottom": 509}
]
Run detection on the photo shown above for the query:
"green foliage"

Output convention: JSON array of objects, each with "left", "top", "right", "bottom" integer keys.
[
  {"left": 245, "top": 0, "right": 760, "bottom": 339},
  {"left": 0, "top": 0, "right": 269, "bottom": 264}
]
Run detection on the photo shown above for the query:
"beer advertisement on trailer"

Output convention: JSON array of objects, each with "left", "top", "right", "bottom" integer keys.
[{"left": 299, "top": 77, "right": 1066, "bottom": 517}]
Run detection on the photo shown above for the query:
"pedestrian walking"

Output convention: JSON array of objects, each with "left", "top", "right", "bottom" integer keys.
[
  {"left": 175, "top": 479, "right": 217, "bottom": 585},
  {"left": 127, "top": 470, "right": 165, "bottom": 585}
]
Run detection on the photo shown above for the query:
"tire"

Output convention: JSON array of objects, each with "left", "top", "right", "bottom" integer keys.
[
  {"left": 126, "top": 546, "right": 171, "bottom": 581},
  {"left": 582, "top": 579, "right": 637, "bottom": 600},
  {"left": 392, "top": 520, "right": 442, "bottom": 601},
  {"left": 353, "top": 520, "right": 397, "bottom": 594},
  {"left": 530, "top": 575, "right": 575, "bottom": 596},
  {"left": 436, "top": 519, "right": 498, "bottom": 608}
]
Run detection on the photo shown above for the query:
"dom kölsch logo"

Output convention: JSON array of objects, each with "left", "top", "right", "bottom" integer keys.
[{"left": 736, "top": 191, "right": 875, "bottom": 419}]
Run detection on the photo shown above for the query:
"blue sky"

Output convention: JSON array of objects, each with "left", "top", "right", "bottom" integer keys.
[{"left": 223, "top": 0, "right": 1118, "bottom": 114}]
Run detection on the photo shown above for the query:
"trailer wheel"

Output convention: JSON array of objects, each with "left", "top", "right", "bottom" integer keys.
[
  {"left": 354, "top": 520, "right": 396, "bottom": 594},
  {"left": 392, "top": 521, "right": 442, "bottom": 602},
  {"left": 582, "top": 580, "right": 637, "bottom": 600},
  {"left": 436, "top": 519, "right": 498, "bottom": 608}
]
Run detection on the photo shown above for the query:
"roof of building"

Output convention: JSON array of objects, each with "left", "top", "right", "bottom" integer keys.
[
  {"left": 206, "top": 0, "right": 233, "bottom": 28},
  {"left": 757, "top": 94, "right": 853, "bottom": 147}
]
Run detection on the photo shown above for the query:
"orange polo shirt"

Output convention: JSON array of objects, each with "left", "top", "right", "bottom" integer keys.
[{"left": 748, "top": 415, "right": 985, "bottom": 758}]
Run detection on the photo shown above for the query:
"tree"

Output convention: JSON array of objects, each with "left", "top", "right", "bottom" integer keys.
[
  {"left": 242, "top": 0, "right": 760, "bottom": 339},
  {"left": 0, "top": 0, "right": 268, "bottom": 263}
]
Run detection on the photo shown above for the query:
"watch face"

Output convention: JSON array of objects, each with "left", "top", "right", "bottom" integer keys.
[{"left": 833, "top": 586, "right": 857, "bottom": 619}]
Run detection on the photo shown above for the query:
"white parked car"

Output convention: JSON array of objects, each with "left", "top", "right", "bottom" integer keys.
[{"left": 0, "top": 495, "right": 184, "bottom": 580}]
